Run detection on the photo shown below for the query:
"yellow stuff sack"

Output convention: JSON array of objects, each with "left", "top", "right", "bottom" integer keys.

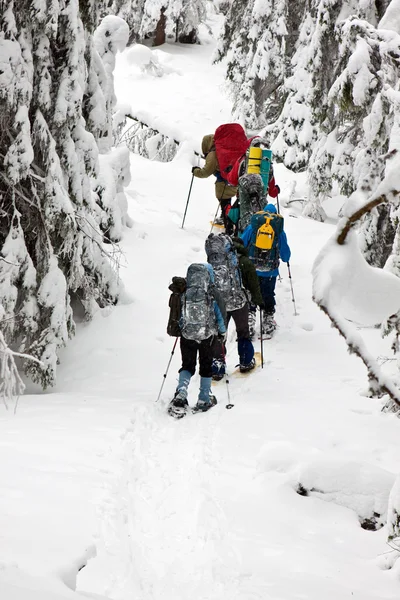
[
  {"left": 247, "top": 146, "right": 262, "bottom": 175},
  {"left": 255, "top": 217, "right": 275, "bottom": 250}
]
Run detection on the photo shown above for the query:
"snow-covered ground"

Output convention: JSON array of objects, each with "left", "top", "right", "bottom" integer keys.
[{"left": 1, "top": 21, "right": 400, "bottom": 600}]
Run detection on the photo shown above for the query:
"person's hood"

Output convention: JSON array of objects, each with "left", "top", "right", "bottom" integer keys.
[
  {"left": 263, "top": 203, "right": 277, "bottom": 213},
  {"left": 202, "top": 134, "right": 215, "bottom": 155}
]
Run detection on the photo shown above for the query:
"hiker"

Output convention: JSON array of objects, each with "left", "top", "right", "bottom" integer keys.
[
  {"left": 205, "top": 233, "right": 263, "bottom": 380},
  {"left": 241, "top": 203, "right": 290, "bottom": 337},
  {"left": 167, "top": 263, "right": 227, "bottom": 418},
  {"left": 192, "top": 134, "right": 237, "bottom": 230},
  {"left": 227, "top": 166, "right": 281, "bottom": 236}
]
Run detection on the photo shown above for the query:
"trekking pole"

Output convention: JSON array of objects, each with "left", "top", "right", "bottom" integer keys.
[
  {"left": 287, "top": 262, "right": 298, "bottom": 316},
  {"left": 260, "top": 308, "right": 264, "bottom": 369},
  {"left": 181, "top": 174, "right": 195, "bottom": 229},
  {"left": 156, "top": 337, "right": 179, "bottom": 402},
  {"left": 276, "top": 194, "right": 280, "bottom": 214},
  {"left": 209, "top": 202, "right": 220, "bottom": 234},
  {"left": 221, "top": 344, "right": 234, "bottom": 410}
]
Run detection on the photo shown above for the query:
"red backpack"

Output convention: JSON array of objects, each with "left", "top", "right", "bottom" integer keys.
[{"left": 214, "top": 124, "right": 254, "bottom": 187}]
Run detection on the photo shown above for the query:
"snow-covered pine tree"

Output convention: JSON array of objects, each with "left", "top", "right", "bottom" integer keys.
[
  {"left": 217, "top": 1, "right": 400, "bottom": 222},
  {"left": 108, "top": 0, "right": 145, "bottom": 44},
  {"left": 0, "top": 2, "right": 129, "bottom": 389}
]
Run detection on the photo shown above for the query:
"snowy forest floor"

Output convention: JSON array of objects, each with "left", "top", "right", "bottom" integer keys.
[{"left": 1, "top": 25, "right": 400, "bottom": 600}]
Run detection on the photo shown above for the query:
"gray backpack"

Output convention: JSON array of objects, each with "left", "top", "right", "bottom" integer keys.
[
  {"left": 180, "top": 264, "right": 216, "bottom": 342},
  {"left": 205, "top": 233, "right": 246, "bottom": 312},
  {"left": 238, "top": 173, "right": 265, "bottom": 232}
]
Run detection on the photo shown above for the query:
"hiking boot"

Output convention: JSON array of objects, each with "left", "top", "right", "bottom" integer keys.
[
  {"left": 239, "top": 358, "right": 256, "bottom": 373},
  {"left": 212, "top": 358, "right": 226, "bottom": 381},
  {"left": 167, "top": 391, "right": 189, "bottom": 418},
  {"left": 262, "top": 313, "right": 277, "bottom": 337},
  {"left": 193, "top": 394, "right": 217, "bottom": 413},
  {"left": 212, "top": 373, "right": 224, "bottom": 382},
  {"left": 214, "top": 216, "right": 224, "bottom": 226},
  {"left": 248, "top": 310, "right": 257, "bottom": 340}
]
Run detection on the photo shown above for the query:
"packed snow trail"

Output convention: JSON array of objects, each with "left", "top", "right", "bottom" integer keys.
[
  {"left": 78, "top": 39, "right": 400, "bottom": 598},
  {"left": 1, "top": 32, "right": 400, "bottom": 600}
]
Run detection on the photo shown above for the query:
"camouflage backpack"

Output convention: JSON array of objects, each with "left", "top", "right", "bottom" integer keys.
[
  {"left": 180, "top": 264, "right": 217, "bottom": 342},
  {"left": 237, "top": 173, "right": 265, "bottom": 233},
  {"left": 205, "top": 233, "right": 246, "bottom": 312}
]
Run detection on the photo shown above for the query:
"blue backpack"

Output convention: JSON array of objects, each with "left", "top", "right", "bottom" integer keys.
[{"left": 248, "top": 211, "right": 284, "bottom": 272}]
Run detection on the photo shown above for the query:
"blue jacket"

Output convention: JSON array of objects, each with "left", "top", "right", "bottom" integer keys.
[
  {"left": 205, "top": 264, "right": 226, "bottom": 334},
  {"left": 240, "top": 204, "right": 291, "bottom": 278}
]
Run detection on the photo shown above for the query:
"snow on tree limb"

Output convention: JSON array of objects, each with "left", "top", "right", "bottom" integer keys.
[{"left": 0, "top": 330, "right": 42, "bottom": 411}]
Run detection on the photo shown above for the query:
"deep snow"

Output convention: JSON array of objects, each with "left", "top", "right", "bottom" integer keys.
[{"left": 1, "top": 20, "right": 400, "bottom": 600}]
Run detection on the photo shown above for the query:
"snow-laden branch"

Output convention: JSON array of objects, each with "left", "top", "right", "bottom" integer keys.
[
  {"left": 313, "top": 181, "right": 400, "bottom": 407},
  {"left": 0, "top": 331, "right": 43, "bottom": 411}
]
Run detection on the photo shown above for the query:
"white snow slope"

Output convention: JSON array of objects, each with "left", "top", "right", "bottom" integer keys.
[{"left": 1, "top": 20, "right": 400, "bottom": 600}]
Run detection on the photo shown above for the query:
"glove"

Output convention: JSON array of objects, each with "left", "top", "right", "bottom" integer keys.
[
  {"left": 218, "top": 332, "right": 227, "bottom": 343},
  {"left": 191, "top": 166, "right": 199, "bottom": 174},
  {"left": 275, "top": 184, "right": 280, "bottom": 194}
]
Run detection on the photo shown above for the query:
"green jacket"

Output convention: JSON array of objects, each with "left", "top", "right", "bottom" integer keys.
[
  {"left": 233, "top": 240, "right": 263, "bottom": 306},
  {"left": 193, "top": 134, "right": 238, "bottom": 201}
]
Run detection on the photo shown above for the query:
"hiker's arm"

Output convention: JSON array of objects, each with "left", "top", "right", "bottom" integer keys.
[
  {"left": 214, "top": 301, "right": 226, "bottom": 334},
  {"left": 279, "top": 231, "right": 291, "bottom": 263},
  {"left": 241, "top": 258, "right": 263, "bottom": 306},
  {"left": 193, "top": 151, "right": 218, "bottom": 178},
  {"left": 212, "top": 288, "right": 227, "bottom": 331},
  {"left": 268, "top": 176, "right": 280, "bottom": 198},
  {"left": 240, "top": 225, "right": 252, "bottom": 248}
]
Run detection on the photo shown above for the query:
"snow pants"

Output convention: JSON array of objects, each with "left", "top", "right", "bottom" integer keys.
[
  {"left": 259, "top": 276, "right": 277, "bottom": 315},
  {"left": 179, "top": 335, "right": 214, "bottom": 378},
  {"left": 212, "top": 303, "right": 254, "bottom": 371}
]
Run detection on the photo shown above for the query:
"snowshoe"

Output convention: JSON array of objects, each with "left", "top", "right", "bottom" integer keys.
[
  {"left": 239, "top": 357, "right": 256, "bottom": 374},
  {"left": 167, "top": 393, "right": 189, "bottom": 419},
  {"left": 192, "top": 394, "right": 217, "bottom": 413},
  {"left": 212, "top": 358, "right": 226, "bottom": 381},
  {"left": 231, "top": 352, "right": 262, "bottom": 377},
  {"left": 260, "top": 314, "right": 277, "bottom": 339}
]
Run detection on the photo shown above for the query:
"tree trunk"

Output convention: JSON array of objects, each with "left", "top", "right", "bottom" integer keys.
[{"left": 153, "top": 8, "right": 166, "bottom": 47}]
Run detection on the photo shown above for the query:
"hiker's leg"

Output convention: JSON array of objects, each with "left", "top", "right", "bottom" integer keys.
[
  {"left": 231, "top": 304, "right": 254, "bottom": 365},
  {"left": 259, "top": 276, "right": 277, "bottom": 314},
  {"left": 199, "top": 336, "right": 214, "bottom": 378},
  {"left": 180, "top": 337, "right": 198, "bottom": 376}
]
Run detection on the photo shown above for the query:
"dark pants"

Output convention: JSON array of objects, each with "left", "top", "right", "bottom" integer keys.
[
  {"left": 220, "top": 198, "right": 234, "bottom": 236},
  {"left": 212, "top": 303, "right": 254, "bottom": 368},
  {"left": 180, "top": 336, "right": 214, "bottom": 378},
  {"left": 259, "top": 276, "right": 277, "bottom": 314}
]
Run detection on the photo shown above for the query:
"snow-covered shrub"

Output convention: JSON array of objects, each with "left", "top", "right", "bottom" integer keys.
[
  {"left": 388, "top": 474, "right": 400, "bottom": 546},
  {"left": 0, "top": 3, "right": 131, "bottom": 389},
  {"left": 296, "top": 458, "right": 395, "bottom": 530},
  {"left": 126, "top": 44, "right": 170, "bottom": 77}
]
